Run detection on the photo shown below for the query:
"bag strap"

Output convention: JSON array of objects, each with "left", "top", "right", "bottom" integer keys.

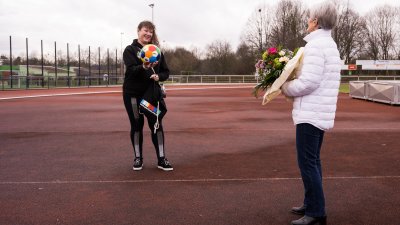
[
  {"left": 137, "top": 45, "right": 162, "bottom": 134},
  {"left": 153, "top": 101, "right": 160, "bottom": 134},
  {"left": 150, "top": 73, "right": 160, "bottom": 134}
]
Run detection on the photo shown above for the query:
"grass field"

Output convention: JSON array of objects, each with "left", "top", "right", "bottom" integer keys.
[{"left": 339, "top": 83, "right": 349, "bottom": 93}]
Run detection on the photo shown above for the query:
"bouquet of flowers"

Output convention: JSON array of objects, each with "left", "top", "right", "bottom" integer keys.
[
  {"left": 253, "top": 46, "right": 304, "bottom": 105},
  {"left": 253, "top": 46, "right": 297, "bottom": 97}
]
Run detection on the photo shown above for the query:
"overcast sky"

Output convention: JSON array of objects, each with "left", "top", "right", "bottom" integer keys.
[{"left": 1, "top": 0, "right": 399, "bottom": 56}]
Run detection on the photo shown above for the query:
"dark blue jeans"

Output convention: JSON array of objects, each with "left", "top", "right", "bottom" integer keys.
[{"left": 296, "top": 123, "right": 325, "bottom": 217}]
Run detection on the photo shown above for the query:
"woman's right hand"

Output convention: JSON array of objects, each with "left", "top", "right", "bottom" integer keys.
[{"left": 142, "top": 62, "right": 159, "bottom": 70}]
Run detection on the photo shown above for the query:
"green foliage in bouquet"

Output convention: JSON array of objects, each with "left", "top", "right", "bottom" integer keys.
[{"left": 253, "top": 46, "right": 299, "bottom": 97}]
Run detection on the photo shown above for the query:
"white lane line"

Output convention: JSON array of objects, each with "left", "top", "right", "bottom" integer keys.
[
  {"left": 1, "top": 176, "right": 399, "bottom": 185},
  {"left": 0, "top": 85, "right": 255, "bottom": 100},
  {"left": 165, "top": 86, "right": 255, "bottom": 91},
  {"left": 0, "top": 127, "right": 399, "bottom": 135},
  {"left": 0, "top": 91, "right": 121, "bottom": 100},
  {"left": 164, "top": 127, "right": 400, "bottom": 132}
]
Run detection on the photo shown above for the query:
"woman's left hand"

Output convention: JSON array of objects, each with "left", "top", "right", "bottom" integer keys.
[{"left": 150, "top": 74, "right": 159, "bottom": 81}]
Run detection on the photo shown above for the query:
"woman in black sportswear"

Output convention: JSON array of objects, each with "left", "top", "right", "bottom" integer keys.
[{"left": 122, "top": 20, "right": 173, "bottom": 171}]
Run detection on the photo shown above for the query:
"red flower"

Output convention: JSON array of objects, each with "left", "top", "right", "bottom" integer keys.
[{"left": 268, "top": 47, "right": 277, "bottom": 54}]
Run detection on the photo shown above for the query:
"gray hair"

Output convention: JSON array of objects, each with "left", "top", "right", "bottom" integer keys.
[{"left": 309, "top": 1, "right": 338, "bottom": 30}]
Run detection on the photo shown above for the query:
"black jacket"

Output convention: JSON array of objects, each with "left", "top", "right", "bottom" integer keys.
[{"left": 123, "top": 39, "right": 170, "bottom": 97}]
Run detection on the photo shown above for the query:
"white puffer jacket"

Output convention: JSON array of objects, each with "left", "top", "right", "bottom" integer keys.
[{"left": 282, "top": 29, "right": 341, "bottom": 131}]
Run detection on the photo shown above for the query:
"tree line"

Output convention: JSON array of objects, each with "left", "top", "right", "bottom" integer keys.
[
  {"left": 242, "top": 0, "right": 400, "bottom": 64},
  {"left": 2, "top": 0, "right": 399, "bottom": 75},
  {"left": 165, "top": 0, "right": 400, "bottom": 75}
]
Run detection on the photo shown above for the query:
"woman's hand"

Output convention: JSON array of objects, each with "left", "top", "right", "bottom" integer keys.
[
  {"left": 150, "top": 74, "right": 159, "bottom": 81},
  {"left": 142, "top": 61, "right": 159, "bottom": 70}
]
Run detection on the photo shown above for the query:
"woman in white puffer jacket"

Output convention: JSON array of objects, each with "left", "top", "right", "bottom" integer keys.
[{"left": 281, "top": 1, "right": 341, "bottom": 225}]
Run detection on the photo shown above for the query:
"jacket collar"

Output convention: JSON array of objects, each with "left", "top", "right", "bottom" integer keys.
[
  {"left": 304, "top": 29, "right": 332, "bottom": 43},
  {"left": 132, "top": 39, "right": 143, "bottom": 48}
]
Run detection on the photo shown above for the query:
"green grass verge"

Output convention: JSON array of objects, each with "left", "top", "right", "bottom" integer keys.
[{"left": 339, "top": 83, "right": 350, "bottom": 94}]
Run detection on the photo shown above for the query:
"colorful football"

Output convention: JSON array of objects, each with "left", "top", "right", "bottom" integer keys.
[{"left": 138, "top": 44, "right": 161, "bottom": 64}]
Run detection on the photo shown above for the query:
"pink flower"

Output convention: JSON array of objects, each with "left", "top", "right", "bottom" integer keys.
[{"left": 268, "top": 47, "right": 278, "bottom": 55}]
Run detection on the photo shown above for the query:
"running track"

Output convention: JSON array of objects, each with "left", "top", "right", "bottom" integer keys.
[{"left": 1, "top": 85, "right": 399, "bottom": 225}]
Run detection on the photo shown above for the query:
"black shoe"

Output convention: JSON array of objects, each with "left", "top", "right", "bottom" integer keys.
[
  {"left": 291, "top": 205, "right": 306, "bottom": 215},
  {"left": 157, "top": 158, "right": 173, "bottom": 171},
  {"left": 132, "top": 158, "right": 143, "bottom": 171},
  {"left": 291, "top": 215, "right": 327, "bottom": 225}
]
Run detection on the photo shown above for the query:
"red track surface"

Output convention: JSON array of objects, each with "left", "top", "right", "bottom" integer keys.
[{"left": 1, "top": 85, "right": 399, "bottom": 225}]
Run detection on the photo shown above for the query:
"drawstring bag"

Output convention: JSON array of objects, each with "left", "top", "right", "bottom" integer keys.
[{"left": 140, "top": 80, "right": 167, "bottom": 133}]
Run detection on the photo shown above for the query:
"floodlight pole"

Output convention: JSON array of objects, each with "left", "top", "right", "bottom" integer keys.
[
  {"left": 10, "top": 36, "right": 13, "bottom": 88},
  {"left": 120, "top": 32, "right": 124, "bottom": 76},
  {"left": 149, "top": 4, "right": 154, "bottom": 22}
]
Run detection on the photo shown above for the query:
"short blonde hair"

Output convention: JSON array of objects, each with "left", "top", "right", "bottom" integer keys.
[{"left": 310, "top": 1, "right": 338, "bottom": 30}]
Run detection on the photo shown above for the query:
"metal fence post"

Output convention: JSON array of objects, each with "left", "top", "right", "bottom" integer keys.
[
  {"left": 26, "top": 37, "right": 29, "bottom": 89},
  {"left": 78, "top": 44, "right": 81, "bottom": 86},
  {"left": 120, "top": 49, "right": 124, "bottom": 77},
  {"left": 115, "top": 49, "right": 118, "bottom": 85},
  {"left": 55, "top": 41, "right": 57, "bottom": 87},
  {"left": 10, "top": 36, "right": 13, "bottom": 89},
  {"left": 41, "top": 40, "right": 44, "bottom": 88},
  {"left": 89, "top": 46, "right": 91, "bottom": 87},
  {"left": 67, "top": 43, "right": 70, "bottom": 87},
  {"left": 107, "top": 48, "right": 110, "bottom": 86},
  {"left": 98, "top": 47, "right": 101, "bottom": 85}
]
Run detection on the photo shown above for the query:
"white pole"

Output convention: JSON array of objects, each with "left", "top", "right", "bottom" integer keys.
[
  {"left": 149, "top": 4, "right": 154, "bottom": 22},
  {"left": 120, "top": 32, "right": 124, "bottom": 76}
]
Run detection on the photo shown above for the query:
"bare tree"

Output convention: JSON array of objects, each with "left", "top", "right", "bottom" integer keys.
[
  {"left": 240, "top": 0, "right": 306, "bottom": 58},
  {"left": 270, "top": 0, "right": 306, "bottom": 50},
  {"left": 163, "top": 47, "right": 201, "bottom": 75},
  {"left": 332, "top": 0, "right": 367, "bottom": 63},
  {"left": 234, "top": 42, "right": 257, "bottom": 74},
  {"left": 240, "top": 3, "right": 274, "bottom": 54},
  {"left": 365, "top": 5, "right": 397, "bottom": 60},
  {"left": 203, "top": 40, "right": 235, "bottom": 75},
  {"left": 364, "top": 16, "right": 380, "bottom": 60},
  {"left": 80, "top": 48, "right": 90, "bottom": 67},
  {"left": 56, "top": 49, "right": 67, "bottom": 67},
  {"left": 394, "top": 7, "right": 400, "bottom": 59}
]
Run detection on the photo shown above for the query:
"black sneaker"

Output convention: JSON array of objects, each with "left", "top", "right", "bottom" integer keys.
[
  {"left": 157, "top": 158, "right": 173, "bottom": 171},
  {"left": 133, "top": 158, "right": 143, "bottom": 171}
]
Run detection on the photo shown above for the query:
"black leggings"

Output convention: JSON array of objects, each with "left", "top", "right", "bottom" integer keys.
[{"left": 123, "top": 94, "right": 166, "bottom": 161}]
